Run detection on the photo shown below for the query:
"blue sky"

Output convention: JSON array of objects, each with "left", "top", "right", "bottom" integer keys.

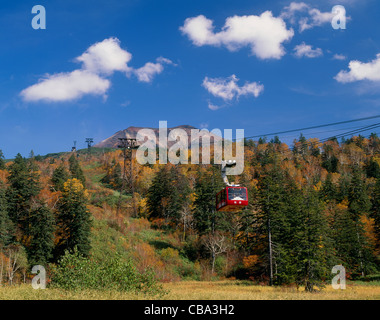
[{"left": 1, "top": 0, "right": 380, "bottom": 158}]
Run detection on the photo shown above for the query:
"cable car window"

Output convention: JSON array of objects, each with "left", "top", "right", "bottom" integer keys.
[{"left": 228, "top": 188, "right": 247, "bottom": 201}]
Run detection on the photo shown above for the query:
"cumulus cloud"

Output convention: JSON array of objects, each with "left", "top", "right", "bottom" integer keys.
[
  {"left": 335, "top": 53, "right": 380, "bottom": 83},
  {"left": 76, "top": 38, "right": 132, "bottom": 75},
  {"left": 203, "top": 75, "right": 264, "bottom": 109},
  {"left": 20, "top": 70, "right": 110, "bottom": 102},
  {"left": 281, "top": 2, "right": 335, "bottom": 32},
  {"left": 180, "top": 12, "right": 294, "bottom": 60},
  {"left": 132, "top": 57, "right": 175, "bottom": 83},
  {"left": 293, "top": 42, "right": 323, "bottom": 58},
  {"left": 21, "top": 37, "right": 173, "bottom": 102}
]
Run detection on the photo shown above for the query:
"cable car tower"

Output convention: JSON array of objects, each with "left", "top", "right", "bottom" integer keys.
[
  {"left": 216, "top": 160, "right": 248, "bottom": 212},
  {"left": 85, "top": 138, "right": 94, "bottom": 152}
]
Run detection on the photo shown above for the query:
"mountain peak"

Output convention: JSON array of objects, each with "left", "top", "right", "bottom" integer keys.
[{"left": 94, "top": 124, "right": 221, "bottom": 149}]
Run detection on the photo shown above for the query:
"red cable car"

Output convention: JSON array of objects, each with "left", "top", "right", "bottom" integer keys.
[{"left": 216, "top": 186, "right": 248, "bottom": 212}]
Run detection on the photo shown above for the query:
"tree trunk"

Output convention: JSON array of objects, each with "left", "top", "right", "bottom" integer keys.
[
  {"left": 268, "top": 215, "right": 274, "bottom": 286},
  {"left": 211, "top": 252, "right": 216, "bottom": 274}
]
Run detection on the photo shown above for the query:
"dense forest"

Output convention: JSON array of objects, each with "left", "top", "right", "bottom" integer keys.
[{"left": 0, "top": 133, "right": 379, "bottom": 292}]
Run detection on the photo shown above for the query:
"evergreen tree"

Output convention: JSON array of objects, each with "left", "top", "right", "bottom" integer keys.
[
  {"left": 337, "top": 175, "right": 350, "bottom": 203},
  {"left": 0, "top": 183, "right": 14, "bottom": 247},
  {"left": 27, "top": 203, "right": 55, "bottom": 266},
  {"left": 146, "top": 166, "right": 173, "bottom": 219},
  {"left": 371, "top": 177, "right": 380, "bottom": 252},
  {"left": 146, "top": 165, "right": 191, "bottom": 225},
  {"left": 347, "top": 169, "right": 374, "bottom": 276},
  {"left": 286, "top": 186, "right": 330, "bottom": 291},
  {"left": 235, "top": 171, "right": 259, "bottom": 255},
  {"left": 320, "top": 173, "right": 337, "bottom": 203},
  {"left": 6, "top": 154, "right": 40, "bottom": 230},
  {"left": 365, "top": 158, "right": 380, "bottom": 179},
  {"left": 54, "top": 178, "right": 92, "bottom": 259},
  {"left": 165, "top": 166, "right": 191, "bottom": 223},
  {"left": 321, "top": 145, "right": 339, "bottom": 173},
  {"left": 192, "top": 166, "right": 224, "bottom": 235},
  {"left": 29, "top": 150, "right": 35, "bottom": 159},
  {"left": 0, "top": 150, "right": 6, "bottom": 170},
  {"left": 255, "top": 163, "right": 288, "bottom": 285},
  {"left": 68, "top": 154, "right": 86, "bottom": 186},
  {"left": 5, "top": 154, "right": 52, "bottom": 266},
  {"left": 330, "top": 205, "right": 365, "bottom": 275},
  {"left": 348, "top": 169, "right": 371, "bottom": 222},
  {"left": 52, "top": 164, "right": 70, "bottom": 192}
]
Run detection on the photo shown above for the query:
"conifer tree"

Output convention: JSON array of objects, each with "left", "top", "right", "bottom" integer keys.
[
  {"left": 371, "top": 177, "right": 380, "bottom": 251},
  {"left": 337, "top": 175, "right": 350, "bottom": 203},
  {"left": 365, "top": 158, "right": 380, "bottom": 179},
  {"left": 235, "top": 171, "right": 259, "bottom": 255},
  {"left": 146, "top": 165, "right": 191, "bottom": 225},
  {"left": 54, "top": 178, "right": 92, "bottom": 259},
  {"left": 27, "top": 203, "right": 55, "bottom": 266},
  {"left": 146, "top": 166, "right": 173, "bottom": 219},
  {"left": 166, "top": 166, "right": 191, "bottom": 223},
  {"left": 192, "top": 166, "right": 224, "bottom": 235},
  {"left": 330, "top": 205, "right": 363, "bottom": 273},
  {"left": 347, "top": 169, "right": 373, "bottom": 276},
  {"left": 256, "top": 162, "right": 288, "bottom": 285},
  {"left": 320, "top": 173, "right": 337, "bottom": 203},
  {"left": 52, "top": 164, "right": 70, "bottom": 192},
  {"left": 286, "top": 186, "right": 330, "bottom": 291},
  {"left": 6, "top": 153, "right": 40, "bottom": 231},
  {"left": 0, "top": 183, "right": 14, "bottom": 247},
  {"left": 4, "top": 154, "right": 54, "bottom": 267},
  {"left": 68, "top": 154, "right": 86, "bottom": 186},
  {"left": 321, "top": 144, "right": 339, "bottom": 173},
  {"left": 0, "top": 150, "right": 6, "bottom": 170}
]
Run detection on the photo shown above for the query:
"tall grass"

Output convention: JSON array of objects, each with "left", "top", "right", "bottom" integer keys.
[{"left": 1, "top": 281, "right": 379, "bottom": 300}]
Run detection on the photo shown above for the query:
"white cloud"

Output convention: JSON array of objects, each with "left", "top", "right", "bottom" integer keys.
[
  {"left": 335, "top": 53, "right": 380, "bottom": 83},
  {"left": 133, "top": 62, "right": 164, "bottom": 83},
  {"left": 20, "top": 70, "right": 110, "bottom": 102},
  {"left": 76, "top": 37, "right": 132, "bottom": 75},
  {"left": 280, "top": 2, "right": 309, "bottom": 23},
  {"left": 332, "top": 53, "right": 347, "bottom": 60},
  {"left": 293, "top": 42, "right": 323, "bottom": 58},
  {"left": 281, "top": 2, "right": 335, "bottom": 32},
  {"left": 208, "top": 102, "right": 222, "bottom": 111},
  {"left": 132, "top": 57, "right": 174, "bottom": 83},
  {"left": 21, "top": 38, "right": 173, "bottom": 102},
  {"left": 180, "top": 12, "right": 294, "bottom": 60},
  {"left": 300, "top": 8, "right": 334, "bottom": 32},
  {"left": 203, "top": 75, "right": 264, "bottom": 102}
]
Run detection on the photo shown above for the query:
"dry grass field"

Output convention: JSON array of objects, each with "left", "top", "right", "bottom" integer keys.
[{"left": 0, "top": 281, "right": 379, "bottom": 300}]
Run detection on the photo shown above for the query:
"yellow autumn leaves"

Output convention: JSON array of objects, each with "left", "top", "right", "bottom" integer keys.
[{"left": 63, "top": 178, "right": 89, "bottom": 198}]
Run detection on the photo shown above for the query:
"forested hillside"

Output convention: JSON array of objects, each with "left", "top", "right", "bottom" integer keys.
[{"left": 0, "top": 133, "right": 379, "bottom": 292}]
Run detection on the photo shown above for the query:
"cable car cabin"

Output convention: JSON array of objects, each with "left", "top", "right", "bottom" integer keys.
[{"left": 216, "top": 186, "right": 248, "bottom": 212}]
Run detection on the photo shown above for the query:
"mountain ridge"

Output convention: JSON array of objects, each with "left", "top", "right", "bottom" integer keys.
[{"left": 94, "top": 125, "right": 223, "bottom": 149}]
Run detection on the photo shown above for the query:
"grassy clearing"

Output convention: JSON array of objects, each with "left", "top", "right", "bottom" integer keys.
[
  {"left": 161, "top": 281, "right": 380, "bottom": 300},
  {"left": 1, "top": 281, "right": 379, "bottom": 300}
]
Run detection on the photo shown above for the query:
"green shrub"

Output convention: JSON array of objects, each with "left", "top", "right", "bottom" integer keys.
[
  {"left": 50, "top": 248, "right": 164, "bottom": 296},
  {"left": 160, "top": 248, "right": 180, "bottom": 263},
  {"left": 176, "top": 258, "right": 202, "bottom": 280}
]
